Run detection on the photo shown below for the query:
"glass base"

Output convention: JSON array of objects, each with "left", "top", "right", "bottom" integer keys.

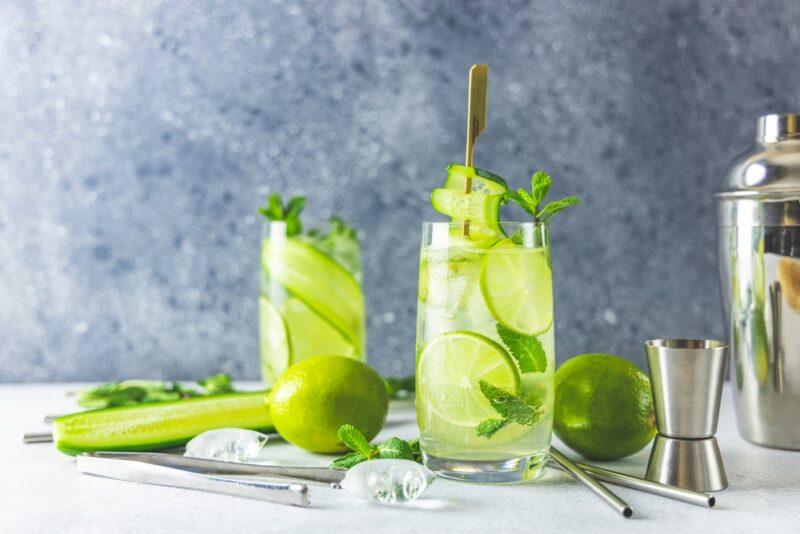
[{"left": 423, "top": 451, "right": 548, "bottom": 484}]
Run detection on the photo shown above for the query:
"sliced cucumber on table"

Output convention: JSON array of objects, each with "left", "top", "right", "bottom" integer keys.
[{"left": 53, "top": 391, "right": 272, "bottom": 455}]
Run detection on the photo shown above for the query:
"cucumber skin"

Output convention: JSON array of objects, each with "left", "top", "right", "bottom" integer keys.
[
  {"left": 445, "top": 164, "right": 509, "bottom": 193},
  {"left": 53, "top": 391, "right": 273, "bottom": 456},
  {"left": 262, "top": 238, "right": 365, "bottom": 352}
]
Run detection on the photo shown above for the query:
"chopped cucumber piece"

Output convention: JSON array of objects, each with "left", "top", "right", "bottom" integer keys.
[
  {"left": 431, "top": 188, "right": 504, "bottom": 235},
  {"left": 445, "top": 164, "right": 509, "bottom": 194},
  {"left": 53, "top": 392, "right": 272, "bottom": 455}
]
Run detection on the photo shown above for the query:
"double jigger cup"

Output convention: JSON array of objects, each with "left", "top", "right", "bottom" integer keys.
[{"left": 644, "top": 339, "right": 729, "bottom": 492}]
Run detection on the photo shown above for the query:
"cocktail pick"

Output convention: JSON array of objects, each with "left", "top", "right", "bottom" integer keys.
[{"left": 462, "top": 64, "right": 488, "bottom": 237}]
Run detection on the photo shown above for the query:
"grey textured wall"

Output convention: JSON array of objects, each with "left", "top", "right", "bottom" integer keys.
[{"left": 2, "top": 0, "right": 800, "bottom": 382}]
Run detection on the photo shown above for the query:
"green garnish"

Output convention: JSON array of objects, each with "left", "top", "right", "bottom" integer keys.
[
  {"left": 76, "top": 374, "right": 238, "bottom": 409},
  {"left": 304, "top": 217, "right": 360, "bottom": 275},
  {"left": 196, "top": 373, "right": 235, "bottom": 395},
  {"left": 476, "top": 380, "right": 543, "bottom": 438},
  {"left": 496, "top": 324, "right": 546, "bottom": 373},
  {"left": 331, "top": 424, "right": 421, "bottom": 469},
  {"left": 504, "top": 170, "right": 579, "bottom": 223},
  {"left": 258, "top": 194, "right": 306, "bottom": 236},
  {"left": 258, "top": 194, "right": 361, "bottom": 275}
]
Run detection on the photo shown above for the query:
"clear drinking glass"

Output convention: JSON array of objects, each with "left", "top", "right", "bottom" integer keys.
[
  {"left": 259, "top": 220, "right": 366, "bottom": 386},
  {"left": 415, "top": 221, "right": 555, "bottom": 483}
]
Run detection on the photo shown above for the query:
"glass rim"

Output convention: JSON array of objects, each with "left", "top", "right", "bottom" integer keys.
[{"left": 421, "top": 220, "right": 548, "bottom": 228}]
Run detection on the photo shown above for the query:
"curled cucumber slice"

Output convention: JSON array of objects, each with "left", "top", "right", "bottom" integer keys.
[{"left": 431, "top": 188, "right": 504, "bottom": 236}]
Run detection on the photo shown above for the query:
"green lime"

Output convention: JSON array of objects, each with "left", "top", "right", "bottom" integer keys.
[
  {"left": 480, "top": 239, "right": 553, "bottom": 335},
  {"left": 554, "top": 354, "right": 656, "bottom": 460},
  {"left": 269, "top": 355, "right": 388, "bottom": 453},
  {"left": 259, "top": 296, "right": 290, "bottom": 385},
  {"left": 418, "top": 331, "right": 519, "bottom": 427}
]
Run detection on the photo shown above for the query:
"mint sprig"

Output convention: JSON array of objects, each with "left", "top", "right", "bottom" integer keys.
[
  {"left": 257, "top": 193, "right": 306, "bottom": 236},
  {"left": 504, "top": 170, "right": 579, "bottom": 223},
  {"left": 476, "top": 381, "right": 543, "bottom": 438},
  {"left": 496, "top": 324, "right": 546, "bottom": 373},
  {"left": 76, "top": 374, "right": 238, "bottom": 409},
  {"left": 331, "top": 424, "right": 421, "bottom": 469}
]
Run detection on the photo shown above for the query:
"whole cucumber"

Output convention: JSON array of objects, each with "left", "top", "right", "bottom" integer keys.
[{"left": 54, "top": 391, "right": 272, "bottom": 455}]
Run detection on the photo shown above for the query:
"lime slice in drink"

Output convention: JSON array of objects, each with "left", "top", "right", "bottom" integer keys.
[
  {"left": 480, "top": 239, "right": 553, "bottom": 335},
  {"left": 418, "top": 331, "right": 520, "bottom": 428},
  {"left": 262, "top": 237, "right": 364, "bottom": 351},
  {"left": 259, "top": 296, "right": 291, "bottom": 385},
  {"left": 281, "top": 297, "right": 357, "bottom": 364}
]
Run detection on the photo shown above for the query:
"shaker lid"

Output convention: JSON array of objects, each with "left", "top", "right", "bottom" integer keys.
[{"left": 718, "top": 113, "right": 800, "bottom": 198}]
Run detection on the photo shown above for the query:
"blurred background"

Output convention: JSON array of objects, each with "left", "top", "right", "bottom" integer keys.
[{"left": 1, "top": 0, "right": 800, "bottom": 382}]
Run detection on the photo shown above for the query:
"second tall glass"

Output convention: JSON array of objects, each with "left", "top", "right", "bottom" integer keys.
[{"left": 415, "top": 222, "right": 555, "bottom": 483}]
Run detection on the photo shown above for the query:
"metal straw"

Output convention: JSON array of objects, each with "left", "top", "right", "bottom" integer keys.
[
  {"left": 547, "top": 457, "right": 715, "bottom": 508},
  {"left": 549, "top": 447, "right": 633, "bottom": 518}
]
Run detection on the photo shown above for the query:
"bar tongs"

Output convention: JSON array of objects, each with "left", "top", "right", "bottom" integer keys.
[{"left": 76, "top": 452, "right": 343, "bottom": 507}]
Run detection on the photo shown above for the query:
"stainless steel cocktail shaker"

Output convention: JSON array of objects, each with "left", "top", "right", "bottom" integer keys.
[{"left": 717, "top": 113, "right": 800, "bottom": 449}]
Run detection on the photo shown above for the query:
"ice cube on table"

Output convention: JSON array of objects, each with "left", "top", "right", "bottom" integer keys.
[
  {"left": 340, "top": 460, "right": 435, "bottom": 504},
  {"left": 184, "top": 428, "right": 269, "bottom": 462}
]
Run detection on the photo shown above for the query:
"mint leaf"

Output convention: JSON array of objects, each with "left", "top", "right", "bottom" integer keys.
[
  {"left": 337, "top": 424, "right": 375, "bottom": 458},
  {"left": 408, "top": 439, "right": 422, "bottom": 463},
  {"left": 197, "top": 373, "right": 235, "bottom": 395},
  {"left": 331, "top": 452, "right": 367, "bottom": 470},
  {"left": 257, "top": 194, "right": 306, "bottom": 236},
  {"left": 496, "top": 323, "right": 546, "bottom": 373},
  {"left": 504, "top": 190, "right": 536, "bottom": 216},
  {"left": 377, "top": 437, "right": 415, "bottom": 460},
  {"left": 531, "top": 171, "right": 552, "bottom": 206},
  {"left": 476, "top": 418, "right": 509, "bottom": 438},
  {"left": 476, "top": 381, "right": 543, "bottom": 437},
  {"left": 537, "top": 196, "right": 580, "bottom": 224}
]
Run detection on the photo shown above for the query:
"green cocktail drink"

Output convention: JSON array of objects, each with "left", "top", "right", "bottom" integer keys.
[
  {"left": 258, "top": 196, "right": 365, "bottom": 386},
  {"left": 415, "top": 165, "right": 577, "bottom": 482},
  {"left": 416, "top": 222, "right": 554, "bottom": 482}
]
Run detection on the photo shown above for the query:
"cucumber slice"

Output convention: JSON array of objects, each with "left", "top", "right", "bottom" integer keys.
[
  {"left": 53, "top": 392, "right": 272, "bottom": 455},
  {"left": 445, "top": 164, "right": 509, "bottom": 194},
  {"left": 430, "top": 188, "right": 504, "bottom": 235},
  {"left": 259, "top": 296, "right": 291, "bottom": 386},
  {"left": 281, "top": 297, "right": 357, "bottom": 364},
  {"left": 262, "top": 238, "right": 365, "bottom": 352}
]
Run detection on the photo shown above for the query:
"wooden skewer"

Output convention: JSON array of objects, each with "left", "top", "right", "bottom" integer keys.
[{"left": 463, "top": 64, "right": 488, "bottom": 237}]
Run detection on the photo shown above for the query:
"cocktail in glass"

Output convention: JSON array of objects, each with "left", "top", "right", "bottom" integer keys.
[
  {"left": 415, "top": 221, "right": 555, "bottom": 483},
  {"left": 259, "top": 219, "right": 365, "bottom": 386}
]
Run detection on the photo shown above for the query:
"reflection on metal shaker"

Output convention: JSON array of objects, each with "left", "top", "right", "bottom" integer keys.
[{"left": 717, "top": 113, "right": 800, "bottom": 449}]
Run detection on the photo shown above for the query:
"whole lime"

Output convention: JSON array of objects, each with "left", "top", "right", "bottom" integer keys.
[
  {"left": 269, "top": 355, "right": 389, "bottom": 453},
  {"left": 554, "top": 353, "right": 656, "bottom": 460}
]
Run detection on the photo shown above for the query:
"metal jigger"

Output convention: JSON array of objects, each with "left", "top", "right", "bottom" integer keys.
[{"left": 644, "top": 339, "right": 729, "bottom": 492}]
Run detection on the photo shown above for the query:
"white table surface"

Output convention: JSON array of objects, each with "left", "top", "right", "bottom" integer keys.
[{"left": 2, "top": 383, "right": 799, "bottom": 534}]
